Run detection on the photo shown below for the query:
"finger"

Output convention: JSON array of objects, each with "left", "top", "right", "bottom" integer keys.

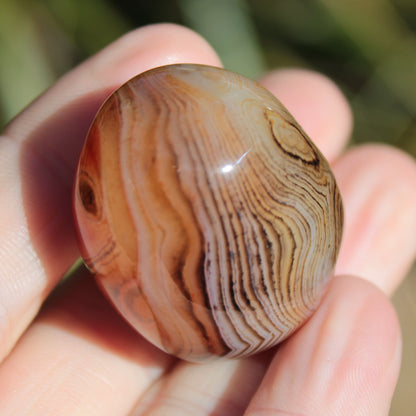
[
  {"left": 0, "top": 267, "right": 174, "bottom": 416},
  {"left": 259, "top": 69, "right": 353, "bottom": 163},
  {"left": 0, "top": 23, "right": 221, "bottom": 361},
  {"left": 334, "top": 144, "right": 416, "bottom": 294},
  {"left": 245, "top": 275, "right": 402, "bottom": 416},
  {"left": 130, "top": 354, "right": 272, "bottom": 416}
]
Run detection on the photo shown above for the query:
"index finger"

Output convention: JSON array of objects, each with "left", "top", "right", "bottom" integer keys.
[{"left": 0, "top": 23, "right": 221, "bottom": 362}]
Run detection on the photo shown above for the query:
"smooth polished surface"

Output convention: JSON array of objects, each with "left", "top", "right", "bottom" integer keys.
[{"left": 73, "top": 64, "right": 343, "bottom": 361}]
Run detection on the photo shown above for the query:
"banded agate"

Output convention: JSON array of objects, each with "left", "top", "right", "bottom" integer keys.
[{"left": 73, "top": 64, "right": 343, "bottom": 362}]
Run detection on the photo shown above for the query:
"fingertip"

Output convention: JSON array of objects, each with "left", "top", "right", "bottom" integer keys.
[
  {"left": 87, "top": 23, "right": 222, "bottom": 90},
  {"left": 246, "top": 275, "right": 401, "bottom": 416},
  {"left": 334, "top": 144, "right": 416, "bottom": 294},
  {"left": 259, "top": 69, "right": 353, "bottom": 162},
  {"left": 325, "top": 276, "right": 402, "bottom": 415}
]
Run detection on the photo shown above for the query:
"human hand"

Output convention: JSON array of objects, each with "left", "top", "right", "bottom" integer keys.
[{"left": 0, "top": 24, "right": 415, "bottom": 415}]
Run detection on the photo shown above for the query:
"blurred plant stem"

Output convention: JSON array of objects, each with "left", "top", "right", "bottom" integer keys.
[{"left": 178, "top": 0, "right": 266, "bottom": 78}]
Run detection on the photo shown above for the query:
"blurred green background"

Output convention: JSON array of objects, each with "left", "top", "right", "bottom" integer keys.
[
  {"left": 2, "top": 0, "right": 416, "bottom": 158},
  {"left": 1, "top": 0, "right": 415, "bottom": 414}
]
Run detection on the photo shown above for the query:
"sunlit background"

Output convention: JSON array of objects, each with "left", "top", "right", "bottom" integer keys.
[{"left": 1, "top": 0, "right": 415, "bottom": 413}]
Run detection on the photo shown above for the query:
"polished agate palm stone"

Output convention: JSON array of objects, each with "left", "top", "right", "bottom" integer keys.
[{"left": 73, "top": 64, "right": 343, "bottom": 362}]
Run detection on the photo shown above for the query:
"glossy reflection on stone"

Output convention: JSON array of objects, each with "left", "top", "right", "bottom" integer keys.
[{"left": 73, "top": 64, "right": 343, "bottom": 362}]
